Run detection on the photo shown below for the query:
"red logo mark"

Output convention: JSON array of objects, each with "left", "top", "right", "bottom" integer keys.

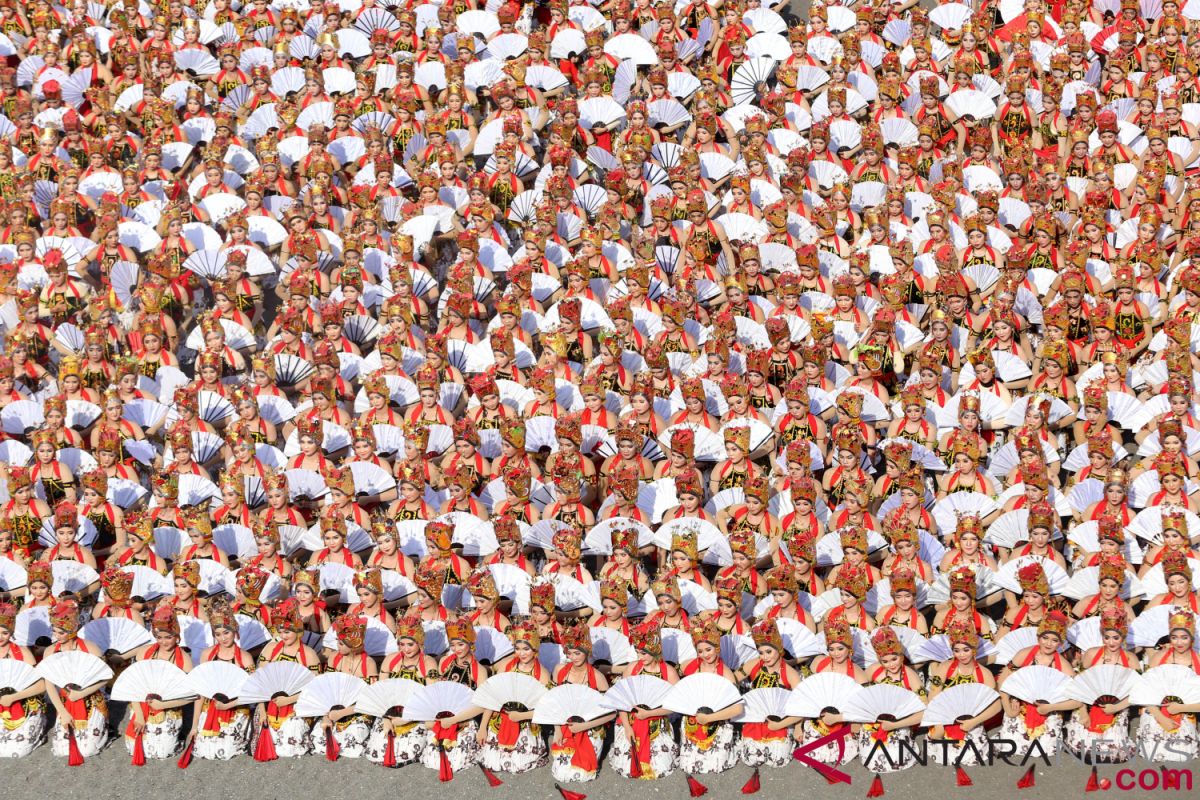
[{"left": 792, "top": 725, "right": 853, "bottom": 785}]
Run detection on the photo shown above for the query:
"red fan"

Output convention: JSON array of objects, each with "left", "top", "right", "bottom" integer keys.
[
  {"left": 131, "top": 732, "right": 146, "bottom": 766},
  {"left": 67, "top": 727, "right": 84, "bottom": 766},
  {"left": 1088, "top": 23, "right": 1127, "bottom": 55},
  {"left": 177, "top": 737, "right": 194, "bottom": 769},
  {"left": 253, "top": 722, "right": 277, "bottom": 762},
  {"left": 742, "top": 770, "right": 761, "bottom": 794},
  {"left": 480, "top": 765, "right": 503, "bottom": 787}
]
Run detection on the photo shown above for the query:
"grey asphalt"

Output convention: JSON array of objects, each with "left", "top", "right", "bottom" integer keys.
[{"left": 1, "top": 740, "right": 1183, "bottom": 800}]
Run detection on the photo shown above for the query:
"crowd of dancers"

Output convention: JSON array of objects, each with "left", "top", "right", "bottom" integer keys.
[{"left": 3, "top": 0, "right": 1200, "bottom": 794}]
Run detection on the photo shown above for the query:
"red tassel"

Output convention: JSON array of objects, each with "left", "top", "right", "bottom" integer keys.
[
  {"left": 325, "top": 729, "right": 340, "bottom": 761},
  {"left": 67, "top": 727, "right": 84, "bottom": 767},
  {"left": 438, "top": 747, "right": 453, "bottom": 782},
  {"left": 253, "top": 723, "right": 277, "bottom": 762},
  {"left": 741, "top": 769, "right": 761, "bottom": 794},
  {"left": 956, "top": 767, "right": 973, "bottom": 787},
  {"left": 866, "top": 775, "right": 885, "bottom": 798},
  {"left": 556, "top": 785, "right": 588, "bottom": 800},
  {"left": 131, "top": 732, "right": 146, "bottom": 766},
  {"left": 177, "top": 739, "right": 194, "bottom": 769},
  {"left": 687, "top": 775, "right": 709, "bottom": 797},
  {"left": 480, "top": 765, "right": 503, "bottom": 787},
  {"left": 1085, "top": 766, "right": 1100, "bottom": 792},
  {"left": 1017, "top": 765, "right": 1036, "bottom": 789},
  {"left": 382, "top": 730, "right": 396, "bottom": 768}
]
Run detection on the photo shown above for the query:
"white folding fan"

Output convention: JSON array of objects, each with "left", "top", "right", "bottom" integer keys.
[
  {"left": 740, "top": 687, "right": 792, "bottom": 723},
  {"left": 177, "top": 615, "right": 214, "bottom": 656},
  {"left": 589, "top": 627, "right": 637, "bottom": 665},
  {"left": 839, "top": 684, "right": 925, "bottom": 723},
  {"left": 784, "top": 673, "right": 863, "bottom": 718},
  {"left": 662, "top": 673, "right": 743, "bottom": 716},
  {"left": 187, "top": 661, "right": 251, "bottom": 701},
  {"left": 0, "top": 660, "right": 40, "bottom": 694},
  {"left": 999, "top": 665, "right": 1072, "bottom": 704},
  {"left": 50, "top": 562, "right": 100, "bottom": 596},
  {"left": 472, "top": 627, "right": 515, "bottom": 665},
  {"left": 600, "top": 674, "right": 672, "bottom": 712},
  {"left": 12, "top": 608, "right": 51, "bottom": 646},
  {"left": 776, "top": 618, "right": 827, "bottom": 660},
  {"left": 354, "top": 678, "right": 423, "bottom": 719},
  {"left": 110, "top": 660, "right": 195, "bottom": 703},
  {"left": 35, "top": 651, "right": 114, "bottom": 688},
  {"left": 404, "top": 681, "right": 474, "bottom": 722},
  {"left": 920, "top": 684, "right": 999, "bottom": 726},
  {"left": 122, "top": 566, "right": 172, "bottom": 600},
  {"left": 213, "top": 524, "right": 258, "bottom": 561},
  {"left": 659, "top": 628, "right": 697, "bottom": 665},
  {"left": 994, "top": 557, "right": 1071, "bottom": 596},
  {"left": 532, "top": 684, "right": 608, "bottom": 726},
  {"left": 1065, "top": 665, "right": 1138, "bottom": 705},
  {"left": 294, "top": 672, "right": 367, "bottom": 717},
  {"left": 992, "top": 627, "right": 1059, "bottom": 665},
  {"left": 1130, "top": 665, "right": 1200, "bottom": 706},
  {"left": 234, "top": 615, "right": 271, "bottom": 650},
  {"left": 913, "top": 634, "right": 997, "bottom": 663},
  {"left": 239, "top": 662, "right": 316, "bottom": 704},
  {"left": 471, "top": 673, "right": 548, "bottom": 713}
]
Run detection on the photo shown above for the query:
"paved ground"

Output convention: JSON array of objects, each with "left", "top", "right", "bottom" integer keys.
[{"left": 2, "top": 741, "right": 1186, "bottom": 800}]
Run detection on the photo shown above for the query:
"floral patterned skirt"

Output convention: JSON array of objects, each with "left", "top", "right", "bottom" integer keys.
[
  {"left": 859, "top": 726, "right": 916, "bottom": 773},
  {"left": 799, "top": 719, "right": 857, "bottom": 764},
  {"left": 51, "top": 703, "right": 109, "bottom": 759},
  {"left": 0, "top": 706, "right": 47, "bottom": 758},
  {"left": 550, "top": 729, "right": 605, "bottom": 783},
  {"left": 194, "top": 706, "right": 252, "bottom": 760},
  {"left": 739, "top": 728, "right": 793, "bottom": 768},
  {"left": 678, "top": 719, "right": 738, "bottom": 774},
  {"left": 365, "top": 719, "right": 426, "bottom": 765},
  {"left": 311, "top": 715, "right": 373, "bottom": 759},
  {"left": 999, "top": 710, "right": 1063, "bottom": 758},
  {"left": 479, "top": 719, "right": 548, "bottom": 774},
  {"left": 1064, "top": 709, "right": 1134, "bottom": 764},
  {"left": 420, "top": 720, "right": 480, "bottom": 774},
  {"left": 610, "top": 722, "right": 677, "bottom": 780},
  {"left": 266, "top": 709, "right": 312, "bottom": 758},
  {"left": 1136, "top": 712, "right": 1198, "bottom": 763},
  {"left": 124, "top": 709, "right": 184, "bottom": 759},
  {"left": 930, "top": 725, "right": 989, "bottom": 766}
]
